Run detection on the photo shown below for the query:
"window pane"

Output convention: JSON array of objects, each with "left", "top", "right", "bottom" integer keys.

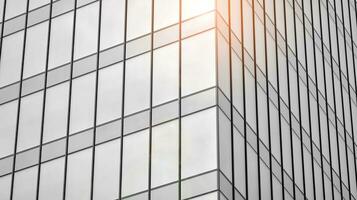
[
  {"left": 153, "top": 43, "right": 178, "bottom": 105},
  {"left": 24, "top": 21, "right": 49, "bottom": 78},
  {"left": 154, "top": 0, "right": 179, "bottom": 30},
  {"left": 0, "top": 31, "right": 24, "bottom": 87},
  {"left": 97, "top": 63, "right": 122, "bottom": 125},
  {"left": 65, "top": 149, "right": 92, "bottom": 200},
  {"left": 152, "top": 120, "right": 178, "bottom": 187},
  {"left": 49, "top": 12, "right": 74, "bottom": 69},
  {"left": 0, "top": 101, "right": 18, "bottom": 158},
  {"left": 93, "top": 139, "right": 121, "bottom": 200},
  {"left": 18, "top": 91, "right": 43, "bottom": 151},
  {"left": 38, "top": 157, "right": 64, "bottom": 200},
  {"left": 13, "top": 166, "right": 38, "bottom": 200},
  {"left": 182, "top": 30, "right": 216, "bottom": 96},
  {"left": 127, "top": 0, "right": 151, "bottom": 40},
  {"left": 74, "top": 3, "right": 99, "bottom": 59},
  {"left": 100, "top": 0, "right": 125, "bottom": 50},
  {"left": 70, "top": 73, "right": 96, "bottom": 134},
  {"left": 43, "top": 82, "right": 69, "bottom": 143},
  {"left": 122, "top": 130, "right": 149, "bottom": 196},
  {"left": 124, "top": 53, "right": 150, "bottom": 115},
  {"left": 182, "top": 0, "right": 215, "bottom": 20},
  {"left": 182, "top": 108, "right": 217, "bottom": 178},
  {"left": 5, "top": 0, "right": 27, "bottom": 19},
  {"left": 0, "top": 175, "right": 11, "bottom": 199},
  {"left": 29, "top": 0, "right": 50, "bottom": 10}
]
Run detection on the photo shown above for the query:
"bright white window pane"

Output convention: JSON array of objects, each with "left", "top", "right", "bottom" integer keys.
[
  {"left": 100, "top": 0, "right": 125, "bottom": 50},
  {"left": 152, "top": 120, "right": 178, "bottom": 187},
  {"left": 125, "top": 53, "right": 150, "bottom": 115},
  {"left": 66, "top": 149, "right": 92, "bottom": 200},
  {"left": 49, "top": 12, "right": 73, "bottom": 69},
  {"left": 97, "top": 63, "right": 122, "bottom": 124},
  {"left": 122, "top": 130, "right": 149, "bottom": 196},
  {"left": 29, "top": 0, "right": 50, "bottom": 10},
  {"left": 0, "top": 101, "right": 17, "bottom": 158},
  {"left": 182, "top": 30, "right": 216, "bottom": 96},
  {"left": 154, "top": 0, "right": 179, "bottom": 30},
  {"left": 191, "top": 192, "right": 218, "bottom": 200},
  {"left": 93, "top": 139, "right": 121, "bottom": 200},
  {"left": 70, "top": 73, "right": 96, "bottom": 134},
  {"left": 24, "top": 21, "right": 48, "bottom": 78},
  {"left": 38, "top": 158, "right": 64, "bottom": 200},
  {"left": 153, "top": 42, "right": 179, "bottom": 105},
  {"left": 182, "top": 0, "right": 215, "bottom": 20},
  {"left": 182, "top": 108, "right": 217, "bottom": 178},
  {"left": 0, "top": 31, "right": 24, "bottom": 87},
  {"left": 5, "top": 0, "right": 27, "bottom": 19},
  {"left": 127, "top": 0, "right": 151, "bottom": 40},
  {"left": 74, "top": 2, "right": 99, "bottom": 59},
  {"left": 43, "top": 82, "right": 69, "bottom": 143},
  {"left": 17, "top": 92, "right": 43, "bottom": 151},
  {"left": 13, "top": 166, "right": 38, "bottom": 200},
  {"left": 0, "top": 175, "right": 11, "bottom": 199}
]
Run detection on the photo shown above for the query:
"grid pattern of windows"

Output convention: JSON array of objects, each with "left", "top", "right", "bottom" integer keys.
[{"left": 1, "top": 0, "right": 357, "bottom": 199}]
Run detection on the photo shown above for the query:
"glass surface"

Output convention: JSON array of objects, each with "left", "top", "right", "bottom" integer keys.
[
  {"left": 0, "top": 175, "right": 11, "bottom": 199},
  {"left": 13, "top": 166, "right": 38, "bottom": 200},
  {"left": 0, "top": 31, "right": 24, "bottom": 87},
  {"left": 182, "top": 0, "right": 215, "bottom": 20},
  {"left": 17, "top": 91, "right": 43, "bottom": 151},
  {"left": 43, "top": 82, "right": 69, "bottom": 143},
  {"left": 29, "top": 0, "right": 50, "bottom": 10},
  {"left": 122, "top": 130, "right": 149, "bottom": 196},
  {"left": 48, "top": 12, "right": 74, "bottom": 69},
  {"left": 124, "top": 53, "right": 151, "bottom": 115},
  {"left": 97, "top": 63, "right": 122, "bottom": 124},
  {"left": 182, "top": 30, "right": 216, "bottom": 96},
  {"left": 182, "top": 108, "right": 217, "bottom": 178},
  {"left": 152, "top": 120, "right": 178, "bottom": 187},
  {"left": 100, "top": 0, "right": 125, "bottom": 50},
  {"left": 127, "top": 0, "right": 151, "bottom": 40},
  {"left": 5, "top": 0, "right": 27, "bottom": 19},
  {"left": 154, "top": 0, "right": 179, "bottom": 30},
  {"left": 0, "top": 101, "right": 18, "bottom": 158},
  {"left": 24, "top": 21, "right": 49, "bottom": 79},
  {"left": 38, "top": 157, "right": 64, "bottom": 200},
  {"left": 70, "top": 73, "right": 96, "bottom": 134},
  {"left": 153, "top": 43, "right": 179, "bottom": 105},
  {"left": 74, "top": 2, "right": 99, "bottom": 59}
]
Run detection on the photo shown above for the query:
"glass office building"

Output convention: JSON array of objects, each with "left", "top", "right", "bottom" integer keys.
[{"left": 1, "top": 0, "right": 357, "bottom": 199}]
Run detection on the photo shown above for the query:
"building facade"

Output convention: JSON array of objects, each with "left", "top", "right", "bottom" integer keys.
[{"left": 0, "top": 0, "right": 357, "bottom": 199}]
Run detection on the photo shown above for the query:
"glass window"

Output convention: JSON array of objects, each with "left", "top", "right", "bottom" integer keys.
[
  {"left": 100, "top": 0, "right": 125, "bottom": 50},
  {"left": 17, "top": 91, "right": 43, "bottom": 151},
  {"left": 38, "top": 157, "right": 64, "bottom": 200},
  {"left": 0, "top": 31, "right": 24, "bottom": 87},
  {"left": 29, "top": 0, "right": 50, "bottom": 10},
  {"left": 24, "top": 21, "right": 49, "bottom": 79},
  {"left": 0, "top": 101, "right": 18, "bottom": 158},
  {"left": 70, "top": 73, "right": 96, "bottom": 134},
  {"left": 5, "top": 0, "right": 27, "bottom": 19},
  {"left": 13, "top": 166, "right": 38, "bottom": 200},
  {"left": 93, "top": 139, "right": 120, "bottom": 200},
  {"left": 182, "top": 30, "right": 216, "bottom": 96},
  {"left": 97, "top": 63, "right": 122, "bottom": 125},
  {"left": 43, "top": 82, "right": 69, "bottom": 143},
  {"left": 152, "top": 120, "right": 179, "bottom": 187},
  {"left": 49, "top": 12, "right": 74, "bottom": 69},
  {"left": 154, "top": 0, "right": 179, "bottom": 30},
  {"left": 153, "top": 43, "right": 179, "bottom": 105},
  {"left": 74, "top": 2, "right": 99, "bottom": 59},
  {"left": 122, "top": 130, "right": 149, "bottom": 196},
  {"left": 127, "top": 0, "right": 151, "bottom": 40},
  {"left": 182, "top": 0, "right": 215, "bottom": 20},
  {"left": 182, "top": 108, "right": 217, "bottom": 178},
  {"left": 124, "top": 53, "right": 150, "bottom": 115},
  {"left": 0, "top": 175, "right": 11, "bottom": 199},
  {"left": 65, "top": 149, "right": 92, "bottom": 200}
]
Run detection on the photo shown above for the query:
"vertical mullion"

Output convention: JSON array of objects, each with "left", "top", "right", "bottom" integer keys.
[
  {"left": 262, "top": 0, "right": 274, "bottom": 198},
  {"left": 272, "top": 0, "right": 285, "bottom": 198},
  {"left": 282, "top": 0, "right": 296, "bottom": 198},
  {"left": 9, "top": 0, "right": 30, "bottom": 199},
  {"left": 178, "top": 0, "right": 182, "bottom": 199},
  {"left": 89, "top": 0, "right": 102, "bottom": 199},
  {"left": 0, "top": 0, "right": 7, "bottom": 63},
  {"left": 118, "top": 0, "right": 129, "bottom": 198},
  {"left": 251, "top": 0, "right": 261, "bottom": 198},
  {"left": 62, "top": 0, "right": 78, "bottom": 199},
  {"left": 35, "top": 0, "right": 54, "bottom": 199}
]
